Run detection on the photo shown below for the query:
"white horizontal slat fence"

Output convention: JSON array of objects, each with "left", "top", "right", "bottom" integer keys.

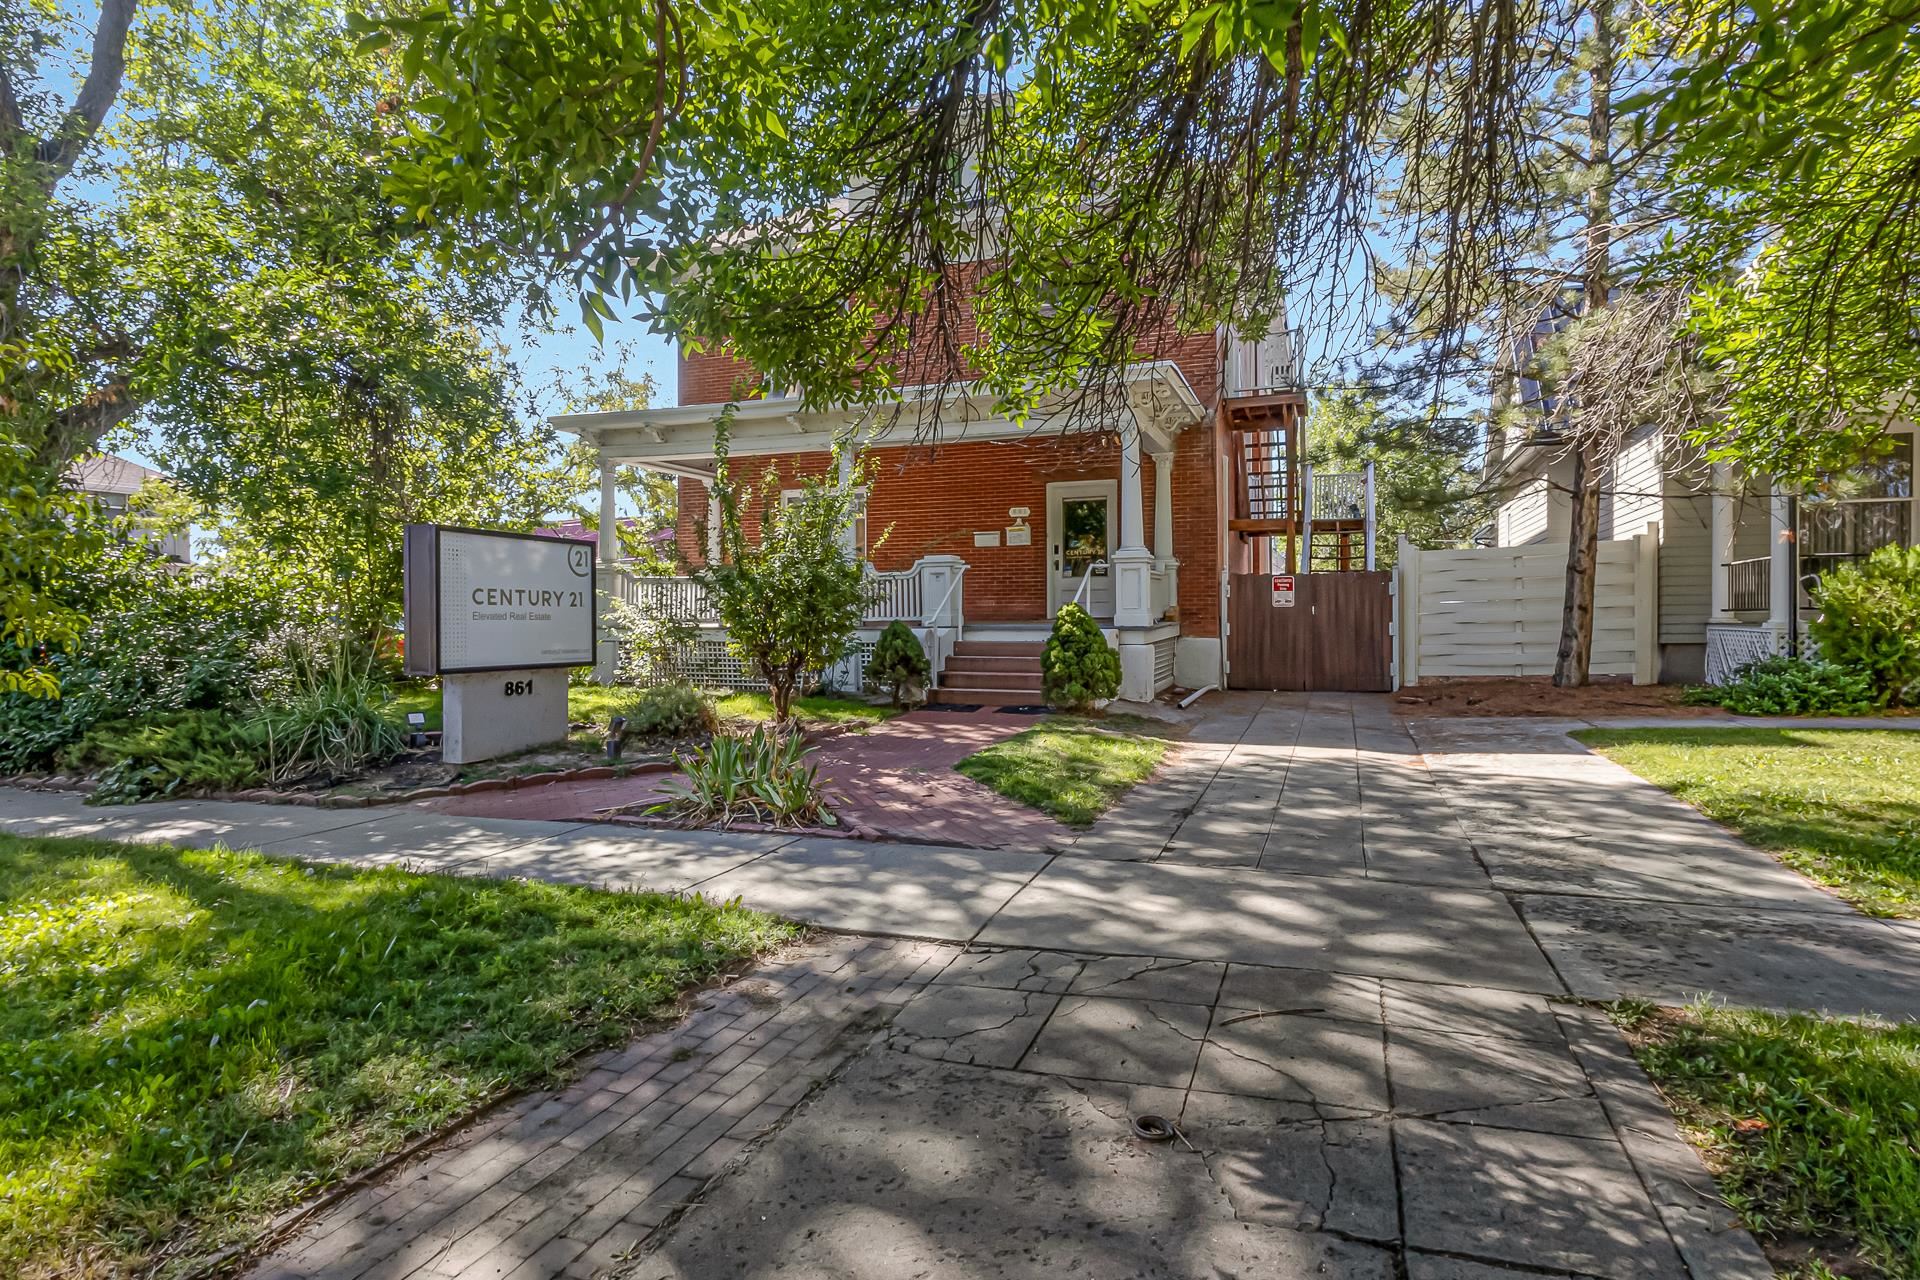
[{"left": 1396, "top": 524, "right": 1659, "bottom": 684}]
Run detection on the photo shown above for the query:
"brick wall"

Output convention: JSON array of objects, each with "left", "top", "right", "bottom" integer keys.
[
  {"left": 677, "top": 344, "right": 767, "bottom": 407},
  {"left": 669, "top": 267, "right": 1230, "bottom": 638},
  {"left": 669, "top": 433, "right": 1222, "bottom": 636}
]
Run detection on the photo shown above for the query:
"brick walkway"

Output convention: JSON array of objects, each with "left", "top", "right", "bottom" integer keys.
[
  {"left": 250, "top": 936, "right": 958, "bottom": 1280},
  {"left": 419, "top": 709, "right": 1072, "bottom": 849}
]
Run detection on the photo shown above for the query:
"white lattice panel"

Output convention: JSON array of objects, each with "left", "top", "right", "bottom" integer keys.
[
  {"left": 1704, "top": 625, "right": 1776, "bottom": 685},
  {"left": 635, "top": 634, "right": 876, "bottom": 695}
]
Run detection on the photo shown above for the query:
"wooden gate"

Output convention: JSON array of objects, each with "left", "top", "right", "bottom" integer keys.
[{"left": 1227, "top": 572, "right": 1393, "bottom": 692}]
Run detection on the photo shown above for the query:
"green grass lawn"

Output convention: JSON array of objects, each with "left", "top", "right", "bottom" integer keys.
[
  {"left": 713, "top": 691, "right": 899, "bottom": 727},
  {"left": 1575, "top": 728, "right": 1920, "bottom": 918},
  {"left": 0, "top": 834, "right": 795, "bottom": 1278},
  {"left": 388, "top": 684, "right": 896, "bottom": 736},
  {"left": 955, "top": 716, "right": 1171, "bottom": 826},
  {"left": 1615, "top": 1001, "right": 1920, "bottom": 1280}
]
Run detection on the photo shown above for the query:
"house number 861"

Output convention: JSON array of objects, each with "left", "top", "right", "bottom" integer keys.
[{"left": 503, "top": 679, "right": 534, "bottom": 697}]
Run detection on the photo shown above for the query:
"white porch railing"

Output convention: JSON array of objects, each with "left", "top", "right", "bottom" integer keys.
[
  {"left": 1225, "top": 324, "right": 1305, "bottom": 397},
  {"left": 865, "top": 568, "right": 922, "bottom": 623},
  {"left": 1149, "top": 566, "right": 1176, "bottom": 622},
  {"left": 608, "top": 564, "right": 925, "bottom": 626},
  {"left": 1310, "top": 471, "right": 1368, "bottom": 523},
  {"left": 604, "top": 556, "right": 961, "bottom": 691},
  {"left": 615, "top": 573, "right": 716, "bottom": 622}
]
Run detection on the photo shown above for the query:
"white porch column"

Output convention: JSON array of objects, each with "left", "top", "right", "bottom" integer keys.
[
  {"left": 1112, "top": 415, "right": 1156, "bottom": 628},
  {"left": 1768, "top": 483, "right": 1794, "bottom": 646},
  {"left": 704, "top": 479, "right": 722, "bottom": 565},
  {"left": 836, "top": 442, "right": 858, "bottom": 556},
  {"left": 1118, "top": 419, "right": 1147, "bottom": 553},
  {"left": 1150, "top": 451, "right": 1174, "bottom": 560},
  {"left": 1151, "top": 450, "right": 1178, "bottom": 622},
  {"left": 1709, "top": 461, "right": 1734, "bottom": 620},
  {"left": 593, "top": 451, "right": 618, "bottom": 683}
]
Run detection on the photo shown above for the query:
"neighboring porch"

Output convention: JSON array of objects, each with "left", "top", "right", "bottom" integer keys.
[{"left": 1704, "top": 432, "right": 1915, "bottom": 682}]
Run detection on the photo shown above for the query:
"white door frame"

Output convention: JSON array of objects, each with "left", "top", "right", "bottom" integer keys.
[{"left": 1047, "top": 480, "right": 1119, "bottom": 617}]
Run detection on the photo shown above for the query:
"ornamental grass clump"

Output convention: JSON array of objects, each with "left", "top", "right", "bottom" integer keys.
[
  {"left": 653, "top": 725, "right": 828, "bottom": 827},
  {"left": 1042, "top": 603, "right": 1120, "bottom": 712}
]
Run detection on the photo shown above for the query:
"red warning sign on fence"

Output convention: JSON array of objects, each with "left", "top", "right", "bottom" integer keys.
[{"left": 1271, "top": 575, "right": 1296, "bottom": 607}]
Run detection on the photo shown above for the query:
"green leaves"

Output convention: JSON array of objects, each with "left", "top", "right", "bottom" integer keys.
[{"left": 1042, "top": 602, "right": 1120, "bottom": 711}]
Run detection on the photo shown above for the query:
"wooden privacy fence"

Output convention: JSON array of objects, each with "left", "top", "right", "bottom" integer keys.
[{"left": 1395, "top": 524, "right": 1660, "bottom": 684}]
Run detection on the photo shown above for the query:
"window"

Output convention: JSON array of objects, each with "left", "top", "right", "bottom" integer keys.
[{"left": 782, "top": 486, "right": 868, "bottom": 559}]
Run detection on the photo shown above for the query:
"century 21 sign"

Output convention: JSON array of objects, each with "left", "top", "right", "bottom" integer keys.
[{"left": 403, "top": 525, "right": 597, "bottom": 676}]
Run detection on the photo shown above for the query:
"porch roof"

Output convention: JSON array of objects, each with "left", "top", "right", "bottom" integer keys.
[{"left": 552, "top": 361, "right": 1207, "bottom": 475}]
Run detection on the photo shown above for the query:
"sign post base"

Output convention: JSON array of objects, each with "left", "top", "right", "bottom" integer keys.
[{"left": 441, "top": 669, "right": 569, "bottom": 764}]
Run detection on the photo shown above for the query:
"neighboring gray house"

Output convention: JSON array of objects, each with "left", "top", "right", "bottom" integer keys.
[
  {"left": 68, "top": 454, "right": 192, "bottom": 563},
  {"left": 1485, "top": 415, "right": 1916, "bottom": 684}
]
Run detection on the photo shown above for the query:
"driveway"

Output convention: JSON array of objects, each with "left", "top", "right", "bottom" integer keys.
[{"left": 8, "top": 692, "right": 1918, "bottom": 1279}]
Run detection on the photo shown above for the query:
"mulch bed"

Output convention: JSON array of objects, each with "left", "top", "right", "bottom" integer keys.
[{"left": 1391, "top": 676, "right": 1719, "bottom": 718}]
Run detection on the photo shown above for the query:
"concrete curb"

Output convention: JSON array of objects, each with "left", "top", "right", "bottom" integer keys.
[{"left": 1553, "top": 1003, "right": 1775, "bottom": 1280}]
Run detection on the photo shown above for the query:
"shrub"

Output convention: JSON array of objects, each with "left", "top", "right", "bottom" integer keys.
[
  {"left": 1042, "top": 603, "right": 1120, "bottom": 711},
  {"left": 693, "top": 434, "right": 870, "bottom": 722},
  {"left": 255, "top": 641, "right": 405, "bottom": 783},
  {"left": 67, "top": 710, "right": 268, "bottom": 804},
  {"left": 654, "top": 726, "right": 828, "bottom": 827},
  {"left": 603, "top": 595, "right": 698, "bottom": 686},
  {"left": 1701, "top": 655, "right": 1879, "bottom": 717},
  {"left": 1810, "top": 545, "right": 1920, "bottom": 706},
  {"left": 625, "top": 683, "right": 717, "bottom": 738},
  {"left": 0, "top": 548, "right": 286, "bottom": 773},
  {"left": 867, "top": 621, "right": 930, "bottom": 707}
]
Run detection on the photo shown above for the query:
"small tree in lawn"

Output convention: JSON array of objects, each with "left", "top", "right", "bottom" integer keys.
[
  {"left": 1042, "top": 603, "right": 1120, "bottom": 712},
  {"left": 693, "top": 432, "right": 867, "bottom": 723},
  {"left": 868, "top": 621, "right": 931, "bottom": 707}
]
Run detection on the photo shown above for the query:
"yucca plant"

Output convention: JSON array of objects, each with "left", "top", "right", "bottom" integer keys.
[{"left": 653, "top": 725, "right": 828, "bottom": 827}]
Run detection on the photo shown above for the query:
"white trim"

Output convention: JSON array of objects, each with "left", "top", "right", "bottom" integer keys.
[
  {"left": 1047, "top": 480, "right": 1120, "bottom": 618},
  {"left": 555, "top": 361, "right": 1207, "bottom": 465}
]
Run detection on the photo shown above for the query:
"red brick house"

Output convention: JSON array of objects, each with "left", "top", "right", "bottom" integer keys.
[{"left": 555, "top": 314, "right": 1365, "bottom": 703}]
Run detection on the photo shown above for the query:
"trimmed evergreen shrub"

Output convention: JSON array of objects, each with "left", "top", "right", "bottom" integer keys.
[
  {"left": 1042, "top": 603, "right": 1120, "bottom": 712},
  {"left": 867, "top": 621, "right": 931, "bottom": 707},
  {"left": 1810, "top": 545, "right": 1920, "bottom": 706}
]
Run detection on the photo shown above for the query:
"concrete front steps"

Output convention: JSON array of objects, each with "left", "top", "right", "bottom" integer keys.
[{"left": 929, "top": 639, "right": 1045, "bottom": 707}]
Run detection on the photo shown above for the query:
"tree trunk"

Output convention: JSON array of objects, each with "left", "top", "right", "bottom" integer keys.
[
  {"left": 766, "top": 665, "right": 797, "bottom": 724},
  {"left": 1553, "top": 0, "right": 1615, "bottom": 688},
  {"left": 1554, "top": 446, "right": 1602, "bottom": 685}
]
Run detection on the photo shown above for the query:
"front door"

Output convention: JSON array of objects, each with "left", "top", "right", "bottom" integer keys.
[{"left": 1047, "top": 481, "right": 1118, "bottom": 618}]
